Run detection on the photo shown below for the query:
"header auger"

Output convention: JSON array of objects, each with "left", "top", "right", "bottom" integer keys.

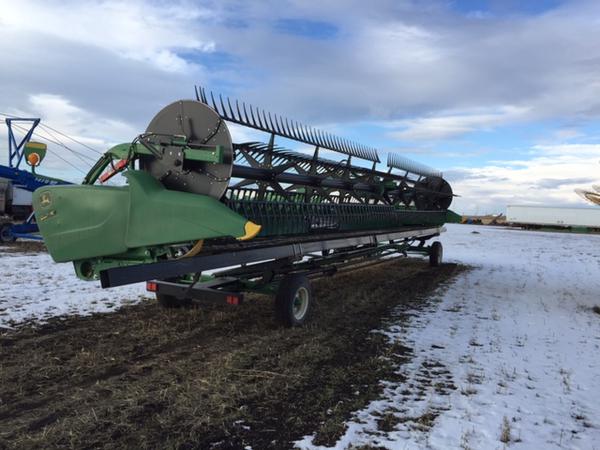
[{"left": 33, "top": 88, "right": 455, "bottom": 300}]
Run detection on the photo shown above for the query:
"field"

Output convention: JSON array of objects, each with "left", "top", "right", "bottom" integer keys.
[{"left": 1, "top": 224, "right": 599, "bottom": 449}]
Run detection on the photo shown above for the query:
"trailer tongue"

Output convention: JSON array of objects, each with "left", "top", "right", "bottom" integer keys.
[{"left": 33, "top": 88, "right": 456, "bottom": 326}]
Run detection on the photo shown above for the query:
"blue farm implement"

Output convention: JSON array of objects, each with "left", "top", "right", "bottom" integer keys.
[{"left": 0, "top": 117, "right": 70, "bottom": 242}]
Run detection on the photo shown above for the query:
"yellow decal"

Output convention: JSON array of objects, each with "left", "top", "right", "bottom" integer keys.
[{"left": 238, "top": 221, "right": 261, "bottom": 241}]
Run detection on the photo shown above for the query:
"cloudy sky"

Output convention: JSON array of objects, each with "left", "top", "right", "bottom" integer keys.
[{"left": 1, "top": 0, "right": 599, "bottom": 213}]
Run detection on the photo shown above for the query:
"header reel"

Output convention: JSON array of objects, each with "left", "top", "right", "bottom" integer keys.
[{"left": 33, "top": 88, "right": 455, "bottom": 281}]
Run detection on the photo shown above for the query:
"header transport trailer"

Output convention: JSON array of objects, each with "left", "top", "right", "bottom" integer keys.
[
  {"left": 506, "top": 205, "right": 600, "bottom": 232},
  {"left": 33, "top": 88, "right": 457, "bottom": 326}
]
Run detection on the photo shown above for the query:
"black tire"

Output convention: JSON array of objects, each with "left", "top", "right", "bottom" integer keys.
[
  {"left": 275, "top": 274, "right": 312, "bottom": 327},
  {"left": 429, "top": 241, "right": 443, "bottom": 267},
  {"left": 0, "top": 223, "right": 15, "bottom": 243},
  {"left": 156, "top": 293, "right": 190, "bottom": 308}
]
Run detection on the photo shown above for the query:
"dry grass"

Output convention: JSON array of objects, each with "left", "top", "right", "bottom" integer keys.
[
  {"left": 377, "top": 411, "right": 401, "bottom": 432},
  {"left": 0, "top": 240, "right": 46, "bottom": 253},
  {"left": 0, "top": 259, "right": 464, "bottom": 449},
  {"left": 500, "top": 416, "right": 512, "bottom": 443}
]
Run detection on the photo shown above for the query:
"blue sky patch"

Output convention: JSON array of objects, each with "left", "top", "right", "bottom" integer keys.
[
  {"left": 274, "top": 18, "right": 339, "bottom": 40},
  {"left": 451, "top": 0, "right": 563, "bottom": 16}
]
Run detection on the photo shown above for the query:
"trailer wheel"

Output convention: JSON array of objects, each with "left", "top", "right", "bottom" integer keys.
[
  {"left": 429, "top": 241, "right": 443, "bottom": 267},
  {"left": 156, "top": 293, "right": 190, "bottom": 308},
  {"left": 275, "top": 274, "right": 312, "bottom": 327},
  {"left": 0, "top": 223, "right": 15, "bottom": 243}
]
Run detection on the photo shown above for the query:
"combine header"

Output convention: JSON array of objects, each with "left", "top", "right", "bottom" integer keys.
[{"left": 33, "top": 88, "right": 455, "bottom": 326}]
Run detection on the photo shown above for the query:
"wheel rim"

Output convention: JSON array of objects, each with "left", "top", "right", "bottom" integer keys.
[
  {"left": 292, "top": 286, "right": 309, "bottom": 320},
  {"left": 1, "top": 226, "right": 12, "bottom": 242}
]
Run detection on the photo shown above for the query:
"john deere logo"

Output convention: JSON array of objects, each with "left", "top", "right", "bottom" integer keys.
[{"left": 40, "top": 192, "right": 52, "bottom": 206}]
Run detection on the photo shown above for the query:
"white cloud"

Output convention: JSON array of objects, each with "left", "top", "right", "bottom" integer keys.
[
  {"left": 1, "top": 93, "right": 139, "bottom": 180},
  {"left": 0, "top": 0, "right": 215, "bottom": 73},
  {"left": 448, "top": 144, "right": 600, "bottom": 214},
  {"left": 387, "top": 106, "right": 530, "bottom": 141},
  {"left": 531, "top": 143, "right": 600, "bottom": 157},
  {"left": 27, "top": 93, "right": 136, "bottom": 144}
]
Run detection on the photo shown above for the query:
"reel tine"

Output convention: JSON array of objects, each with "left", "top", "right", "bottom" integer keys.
[
  {"left": 307, "top": 126, "right": 317, "bottom": 145},
  {"left": 348, "top": 142, "right": 358, "bottom": 155},
  {"left": 286, "top": 118, "right": 294, "bottom": 138},
  {"left": 271, "top": 114, "right": 280, "bottom": 135},
  {"left": 341, "top": 138, "right": 350, "bottom": 153},
  {"left": 334, "top": 136, "right": 345, "bottom": 154},
  {"left": 210, "top": 91, "right": 218, "bottom": 111},
  {"left": 322, "top": 130, "right": 330, "bottom": 149},
  {"left": 281, "top": 117, "right": 290, "bottom": 137},
  {"left": 218, "top": 94, "right": 229, "bottom": 119},
  {"left": 326, "top": 133, "right": 335, "bottom": 151},
  {"left": 281, "top": 116, "right": 290, "bottom": 137},
  {"left": 202, "top": 88, "right": 385, "bottom": 163},
  {"left": 307, "top": 125, "right": 316, "bottom": 145},
  {"left": 298, "top": 122, "right": 307, "bottom": 142},
  {"left": 345, "top": 139, "right": 354, "bottom": 156},
  {"left": 299, "top": 122, "right": 309, "bottom": 142},
  {"left": 227, "top": 97, "right": 236, "bottom": 120},
  {"left": 285, "top": 118, "right": 295, "bottom": 139},
  {"left": 317, "top": 130, "right": 327, "bottom": 148},
  {"left": 371, "top": 148, "right": 381, "bottom": 162},
  {"left": 325, "top": 133, "right": 335, "bottom": 150},
  {"left": 357, "top": 145, "right": 365, "bottom": 160},
  {"left": 388, "top": 152, "right": 441, "bottom": 177},
  {"left": 274, "top": 114, "right": 284, "bottom": 135},
  {"left": 291, "top": 120, "right": 300, "bottom": 140},
  {"left": 256, "top": 107, "right": 265, "bottom": 129},
  {"left": 249, "top": 103, "right": 258, "bottom": 127},
  {"left": 294, "top": 121, "right": 303, "bottom": 141},
  {"left": 370, "top": 149, "right": 377, "bottom": 162},
  {"left": 287, "top": 119, "right": 295, "bottom": 139},
  {"left": 268, "top": 112, "right": 276, "bottom": 132},
  {"left": 242, "top": 102, "right": 250, "bottom": 123},
  {"left": 360, "top": 146, "right": 369, "bottom": 161},
  {"left": 309, "top": 125, "right": 318, "bottom": 145},
  {"left": 235, "top": 100, "right": 242, "bottom": 122},
  {"left": 370, "top": 148, "right": 379, "bottom": 163}
]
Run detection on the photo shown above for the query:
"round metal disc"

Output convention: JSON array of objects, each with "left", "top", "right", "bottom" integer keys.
[
  {"left": 414, "top": 177, "right": 453, "bottom": 211},
  {"left": 143, "top": 100, "right": 233, "bottom": 199}
]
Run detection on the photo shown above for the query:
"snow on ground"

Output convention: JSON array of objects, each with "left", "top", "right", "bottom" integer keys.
[
  {"left": 0, "top": 246, "right": 147, "bottom": 328},
  {"left": 298, "top": 224, "right": 600, "bottom": 450}
]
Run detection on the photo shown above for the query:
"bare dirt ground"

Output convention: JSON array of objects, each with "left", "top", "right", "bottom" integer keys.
[
  {"left": 0, "top": 259, "right": 463, "bottom": 449},
  {"left": 0, "top": 241, "right": 46, "bottom": 254}
]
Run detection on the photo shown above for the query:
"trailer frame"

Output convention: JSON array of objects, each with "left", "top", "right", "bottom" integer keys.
[{"left": 136, "top": 225, "right": 445, "bottom": 326}]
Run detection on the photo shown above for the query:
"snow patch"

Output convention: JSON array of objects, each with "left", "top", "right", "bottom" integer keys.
[
  {"left": 297, "top": 224, "right": 600, "bottom": 449},
  {"left": 0, "top": 247, "right": 147, "bottom": 328}
]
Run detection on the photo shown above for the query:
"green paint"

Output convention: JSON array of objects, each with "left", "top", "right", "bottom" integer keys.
[
  {"left": 33, "top": 170, "right": 250, "bottom": 264},
  {"left": 446, "top": 210, "right": 463, "bottom": 223}
]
